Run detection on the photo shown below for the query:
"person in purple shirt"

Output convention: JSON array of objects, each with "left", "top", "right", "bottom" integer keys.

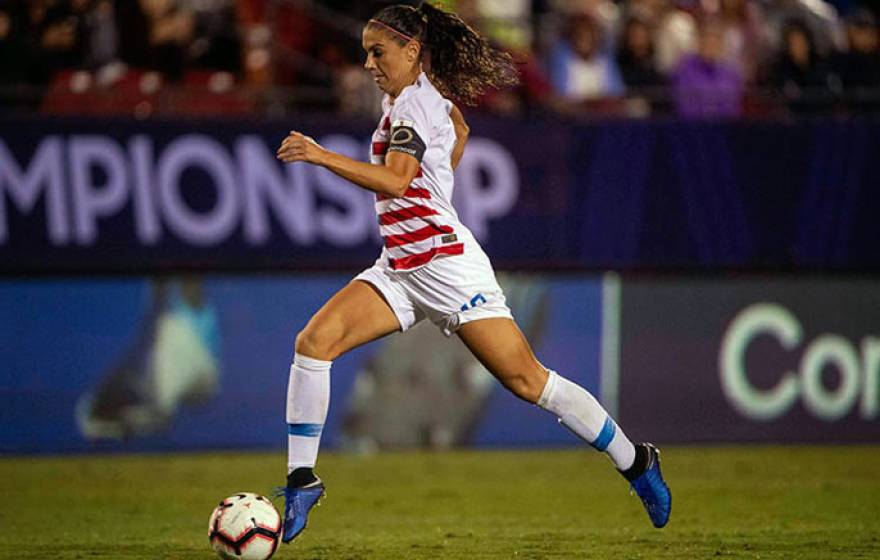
[{"left": 672, "top": 17, "right": 744, "bottom": 118}]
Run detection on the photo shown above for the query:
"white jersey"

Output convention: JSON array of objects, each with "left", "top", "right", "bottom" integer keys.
[{"left": 370, "top": 72, "right": 474, "bottom": 272}]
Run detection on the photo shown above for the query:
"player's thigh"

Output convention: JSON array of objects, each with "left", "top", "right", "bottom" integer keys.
[
  {"left": 456, "top": 317, "right": 549, "bottom": 403},
  {"left": 296, "top": 280, "right": 401, "bottom": 360}
]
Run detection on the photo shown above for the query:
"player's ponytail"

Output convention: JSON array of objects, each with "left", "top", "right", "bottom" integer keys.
[{"left": 367, "top": 3, "right": 518, "bottom": 105}]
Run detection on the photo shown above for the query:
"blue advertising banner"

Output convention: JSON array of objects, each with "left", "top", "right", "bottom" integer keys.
[
  {"left": 615, "top": 276, "right": 880, "bottom": 443},
  {"left": 1, "top": 116, "right": 879, "bottom": 273},
  {"left": 0, "top": 274, "right": 602, "bottom": 454}
]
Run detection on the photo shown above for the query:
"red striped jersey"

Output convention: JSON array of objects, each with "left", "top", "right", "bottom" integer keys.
[{"left": 370, "top": 72, "right": 471, "bottom": 272}]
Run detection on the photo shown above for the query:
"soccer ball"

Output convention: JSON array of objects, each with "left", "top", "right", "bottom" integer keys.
[{"left": 208, "top": 492, "right": 282, "bottom": 560}]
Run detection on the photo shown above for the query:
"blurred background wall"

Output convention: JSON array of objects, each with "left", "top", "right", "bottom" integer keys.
[{"left": 1, "top": 0, "right": 879, "bottom": 454}]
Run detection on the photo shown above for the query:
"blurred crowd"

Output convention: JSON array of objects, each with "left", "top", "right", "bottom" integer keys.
[{"left": 1, "top": 0, "right": 879, "bottom": 118}]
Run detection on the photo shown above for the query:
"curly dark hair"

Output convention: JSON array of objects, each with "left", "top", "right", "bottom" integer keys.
[{"left": 366, "top": 2, "right": 519, "bottom": 105}]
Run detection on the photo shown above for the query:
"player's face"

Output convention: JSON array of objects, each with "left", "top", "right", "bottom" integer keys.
[{"left": 362, "top": 26, "right": 419, "bottom": 98}]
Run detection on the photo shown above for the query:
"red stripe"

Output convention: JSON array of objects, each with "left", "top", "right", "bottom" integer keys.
[
  {"left": 376, "top": 186, "right": 432, "bottom": 201},
  {"left": 389, "top": 243, "right": 465, "bottom": 270},
  {"left": 384, "top": 224, "right": 453, "bottom": 248},
  {"left": 378, "top": 205, "right": 439, "bottom": 225},
  {"left": 402, "top": 186, "right": 431, "bottom": 198},
  {"left": 382, "top": 117, "right": 390, "bottom": 130}
]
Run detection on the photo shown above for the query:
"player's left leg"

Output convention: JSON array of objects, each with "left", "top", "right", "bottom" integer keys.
[{"left": 456, "top": 317, "right": 671, "bottom": 528}]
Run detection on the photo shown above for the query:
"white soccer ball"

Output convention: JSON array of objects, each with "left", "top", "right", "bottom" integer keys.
[{"left": 208, "top": 492, "right": 282, "bottom": 560}]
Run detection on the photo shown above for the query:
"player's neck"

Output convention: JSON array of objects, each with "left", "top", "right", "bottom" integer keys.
[{"left": 388, "top": 67, "right": 421, "bottom": 102}]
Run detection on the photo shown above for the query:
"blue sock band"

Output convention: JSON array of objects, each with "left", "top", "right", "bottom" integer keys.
[
  {"left": 592, "top": 416, "right": 616, "bottom": 451},
  {"left": 288, "top": 423, "right": 323, "bottom": 437}
]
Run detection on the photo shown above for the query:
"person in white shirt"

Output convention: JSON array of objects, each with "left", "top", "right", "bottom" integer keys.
[{"left": 275, "top": 2, "right": 671, "bottom": 544}]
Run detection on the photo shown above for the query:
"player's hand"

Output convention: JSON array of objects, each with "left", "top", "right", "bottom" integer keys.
[{"left": 276, "top": 131, "right": 325, "bottom": 164}]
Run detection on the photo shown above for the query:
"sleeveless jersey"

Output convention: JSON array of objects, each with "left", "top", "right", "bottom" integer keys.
[{"left": 370, "top": 72, "right": 472, "bottom": 272}]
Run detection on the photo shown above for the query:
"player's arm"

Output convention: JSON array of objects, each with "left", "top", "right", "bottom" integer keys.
[
  {"left": 450, "top": 104, "right": 469, "bottom": 170},
  {"left": 276, "top": 131, "right": 419, "bottom": 198}
]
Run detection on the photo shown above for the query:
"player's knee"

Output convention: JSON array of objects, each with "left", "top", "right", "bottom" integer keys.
[
  {"left": 294, "top": 326, "right": 339, "bottom": 361},
  {"left": 502, "top": 370, "right": 545, "bottom": 404}
]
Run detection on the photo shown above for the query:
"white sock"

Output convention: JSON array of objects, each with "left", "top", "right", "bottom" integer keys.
[
  {"left": 287, "top": 352, "right": 331, "bottom": 474},
  {"left": 538, "top": 370, "right": 636, "bottom": 471}
]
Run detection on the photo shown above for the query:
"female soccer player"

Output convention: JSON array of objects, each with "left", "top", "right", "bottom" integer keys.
[{"left": 275, "top": 2, "right": 671, "bottom": 543}]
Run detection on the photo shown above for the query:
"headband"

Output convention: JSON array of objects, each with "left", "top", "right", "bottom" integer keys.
[{"left": 368, "top": 19, "right": 418, "bottom": 43}]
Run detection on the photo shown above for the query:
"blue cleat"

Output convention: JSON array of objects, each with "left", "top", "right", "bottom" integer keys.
[
  {"left": 630, "top": 443, "right": 671, "bottom": 528},
  {"left": 279, "top": 479, "right": 325, "bottom": 543}
]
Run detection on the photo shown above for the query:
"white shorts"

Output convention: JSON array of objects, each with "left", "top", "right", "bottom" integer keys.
[{"left": 355, "top": 245, "right": 513, "bottom": 337}]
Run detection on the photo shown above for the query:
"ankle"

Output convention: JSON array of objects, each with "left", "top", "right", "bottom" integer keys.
[
  {"left": 620, "top": 443, "right": 651, "bottom": 482},
  {"left": 287, "top": 467, "right": 318, "bottom": 488}
]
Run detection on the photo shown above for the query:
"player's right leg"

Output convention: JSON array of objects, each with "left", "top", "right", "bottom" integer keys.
[
  {"left": 457, "top": 317, "right": 671, "bottom": 528},
  {"left": 282, "top": 279, "right": 402, "bottom": 543}
]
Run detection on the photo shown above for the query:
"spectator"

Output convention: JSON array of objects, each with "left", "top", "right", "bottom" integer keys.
[
  {"left": 182, "top": 0, "right": 241, "bottom": 75},
  {"left": 26, "top": 0, "right": 92, "bottom": 84},
  {"left": 236, "top": 0, "right": 272, "bottom": 87},
  {"left": 82, "top": 0, "right": 119, "bottom": 71},
  {"left": 0, "top": 0, "right": 40, "bottom": 112},
  {"left": 1, "top": 0, "right": 874, "bottom": 119},
  {"left": 671, "top": 16, "right": 744, "bottom": 118},
  {"left": 713, "top": 0, "right": 769, "bottom": 83},
  {"left": 832, "top": 8, "right": 880, "bottom": 94},
  {"left": 616, "top": 14, "right": 665, "bottom": 90},
  {"left": 116, "top": 0, "right": 194, "bottom": 81},
  {"left": 764, "top": 0, "right": 845, "bottom": 58},
  {"left": 651, "top": 0, "right": 698, "bottom": 75},
  {"left": 0, "top": 2, "right": 26, "bottom": 80},
  {"left": 767, "top": 18, "right": 835, "bottom": 114},
  {"left": 548, "top": 12, "right": 624, "bottom": 101},
  {"left": 615, "top": 13, "right": 667, "bottom": 115}
]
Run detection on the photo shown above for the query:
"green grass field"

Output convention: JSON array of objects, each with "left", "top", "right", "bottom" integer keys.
[{"left": 2, "top": 446, "right": 879, "bottom": 559}]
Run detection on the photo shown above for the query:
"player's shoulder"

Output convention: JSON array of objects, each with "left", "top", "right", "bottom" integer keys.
[{"left": 393, "top": 73, "right": 450, "bottom": 121}]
